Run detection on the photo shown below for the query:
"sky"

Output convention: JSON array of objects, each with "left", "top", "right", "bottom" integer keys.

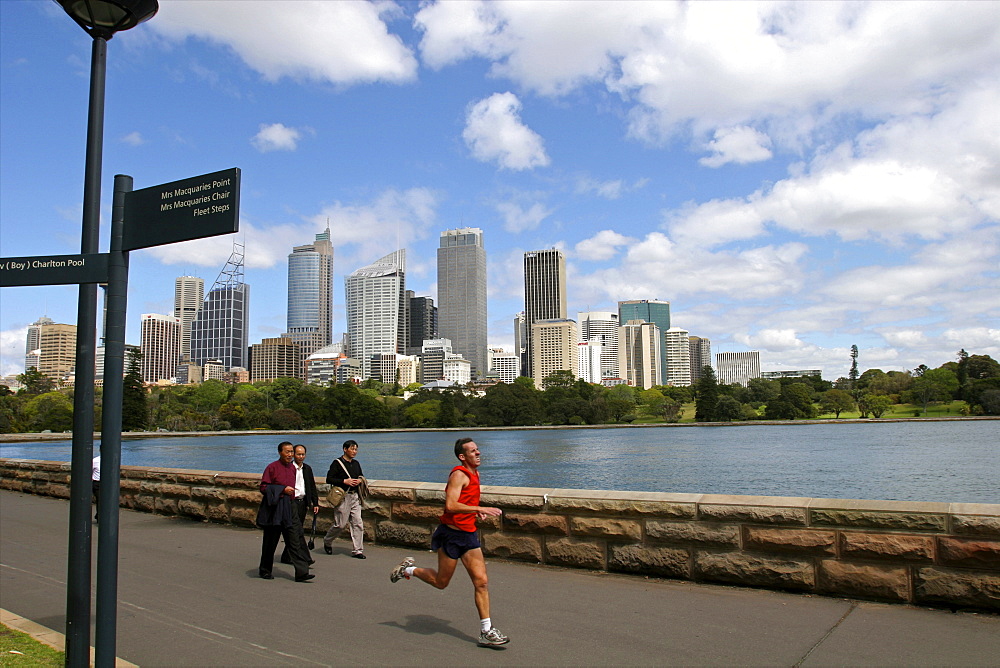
[{"left": 1, "top": 0, "right": 998, "bottom": 381}]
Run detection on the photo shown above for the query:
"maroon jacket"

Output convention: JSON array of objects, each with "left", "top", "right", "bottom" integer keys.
[{"left": 260, "top": 459, "right": 296, "bottom": 494}]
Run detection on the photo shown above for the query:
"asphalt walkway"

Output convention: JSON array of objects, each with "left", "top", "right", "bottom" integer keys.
[{"left": 1, "top": 490, "right": 997, "bottom": 667}]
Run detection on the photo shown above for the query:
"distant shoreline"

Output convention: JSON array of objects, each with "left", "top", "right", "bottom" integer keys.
[{"left": 2, "top": 415, "right": 996, "bottom": 443}]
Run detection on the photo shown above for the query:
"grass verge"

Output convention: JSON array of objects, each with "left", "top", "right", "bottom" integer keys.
[{"left": 0, "top": 623, "right": 63, "bottom": 666}]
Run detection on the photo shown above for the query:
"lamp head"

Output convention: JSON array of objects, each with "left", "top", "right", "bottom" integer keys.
[{"left": 55, "top": 0, "right": 158, "bottom": 39}]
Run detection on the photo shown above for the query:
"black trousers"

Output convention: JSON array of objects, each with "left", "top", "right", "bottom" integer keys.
[
  {"left": 281, "top": 497, "right": 311, "bottom": 562},
  {"left": 92, "top": 480, "right": 100, "bottom": 520},
  {"left": 259, "top": 501, "right": 310, "bottom": 578}
]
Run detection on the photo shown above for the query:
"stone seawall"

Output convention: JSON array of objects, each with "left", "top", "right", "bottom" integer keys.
[{"left": 2, "top": 458, "right": 997, "bottom": 611}]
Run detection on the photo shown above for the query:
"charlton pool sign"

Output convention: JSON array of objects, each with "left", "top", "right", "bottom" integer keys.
[
  {"left": 0, "top": 253, "right": 110, "bottom": 287},
  {"left": 122, "top": 167, "right": 240, "bottom": 251}
]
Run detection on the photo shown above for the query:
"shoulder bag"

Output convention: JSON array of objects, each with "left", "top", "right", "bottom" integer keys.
[{"left": 325, "top": 458, "right": 351, "bottom": 507}]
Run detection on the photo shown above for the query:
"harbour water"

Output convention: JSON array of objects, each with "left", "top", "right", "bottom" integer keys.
[{"left": 2, "top": 421, "right": 997, "bottom": 504}]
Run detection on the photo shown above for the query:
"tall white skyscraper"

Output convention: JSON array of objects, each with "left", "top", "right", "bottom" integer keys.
[
  {"left": 716, "top": 351, "right": 761, "bottom": 387},
  {"left": 24, "top": 315, "right": 53, "bottom": 371},
  {"left": 513, "top": 311, "right": 527, "bottom": 377},
  {"left": 689, "top": 336, "right": 712, "bottom": 383},
  {"left": 174, "top": 276, "right": 204, "bottom": 360},
  {"left": 140, "top": 313, "right": 181, "bottom": 383},
  {"left": 577, "top": 340, "right": 604, "bottom": 384},
  {"left": 345, "top": 249, "right": 406, "bottom": 379},
  {"left": 619, "top": 319, "right": 661, "bottom": 389},
  {"left": 285, "top": 227, "right": 333, "bottom": 372},
  {"left": 524, "top": 249, "right": 566, "bottom": 381},
  {"left": 663, "top": 327, "right": 692, "bottom": 386},
  {"left": 577, "top": 310, "right": 619, "bottom": 379},
  {"left": 437, "top": 228, "right": 487, "bottom": 379}
]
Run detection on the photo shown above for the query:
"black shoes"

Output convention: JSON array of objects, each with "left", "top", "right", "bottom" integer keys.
[
  {"left": 259, "top": 570, "right": 273, "bottom": 580},
  {"left": 352, "top": 553, "right": 366, "bottom": 559},
  {"left": 324, "top": 545, "right": 333, "bottom": 555},
  {"left": 294, "top": 573, "right": 315, "bottom": 583}
]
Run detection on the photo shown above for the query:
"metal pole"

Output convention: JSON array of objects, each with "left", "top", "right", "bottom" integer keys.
[
  {"left": 95, "top": 174, "right": 131, "bottom": 667},
  {"left": 66, "top": 34, "right": 106, "bottom": 668}
]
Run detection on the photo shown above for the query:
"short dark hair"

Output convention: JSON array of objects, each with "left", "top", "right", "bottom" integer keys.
[
  {"left": 343, "top": 439, "right": 358, "bottom": 450},
  {"left": 294, "top": 444, "right": 306, "bottom": 453},
  {"left": 454, "top": 437, "right": 474, "bottom": 460},
  {"left": 278, "top": 441, "right": 293, "bottom": 453}
]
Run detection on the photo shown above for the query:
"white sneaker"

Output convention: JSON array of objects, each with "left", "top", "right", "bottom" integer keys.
[
  {"left": 478, "top": 627, "right": 510, "bottom": 647},
  {"left": 390, "top": 556, "right": 414, "bottom": 582}
]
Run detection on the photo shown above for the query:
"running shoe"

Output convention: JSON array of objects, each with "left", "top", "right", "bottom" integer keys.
[
  {"left": 478, "top": 627, "right": 510, "bottom": 647},
  {"left": 390, "top": 556, "right": 415, "bottom": 582}
]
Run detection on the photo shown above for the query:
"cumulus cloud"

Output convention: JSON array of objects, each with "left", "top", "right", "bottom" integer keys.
[
  {"left": 463, "top": 92, "right": 550, "bottom": 170},
  {"left": 496, "top": 201, "right": 552, "bottom": 234},
  {"left": 251, "top": 123, "right": 305, "bottom": 152},
  {"left": 700, "top": 126, "right": 773, "bottom": 167},
  {"left": 0, "top": 326, "right": 28, "bottom": 377},
  {"left": 121, "top": 131, "right": 145, "bottom": 146},
  {"left": 574, "top": 230, "right": 636, "bottom": 262},
  {"left": 152, "top": 0, "right": 417, "bottom": 85},
  {"left": 734, "top": 328, "right": 808, "bottom": 352}
]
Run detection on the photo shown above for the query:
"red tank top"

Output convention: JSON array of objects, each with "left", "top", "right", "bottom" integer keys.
[{"left": 440, "top": 465, "right": 480, "bottom": 532}]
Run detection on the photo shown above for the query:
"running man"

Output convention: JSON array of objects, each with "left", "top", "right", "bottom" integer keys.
[{"left": 390, "top": 437, "right": 509, "bottom": 647}]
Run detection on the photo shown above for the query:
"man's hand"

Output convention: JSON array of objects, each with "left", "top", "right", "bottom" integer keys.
[
  {"left": 283, "top": 486, "right": 295, "bottom": 496},
  {"left": 345, "top": 477, "right": 360, "bottom": 487},
  {"left": 312, "top": 506, "right": 319, "bottom": 514},
  {"left": 477, "top": 506, "right": 502, "bottom": 518}
]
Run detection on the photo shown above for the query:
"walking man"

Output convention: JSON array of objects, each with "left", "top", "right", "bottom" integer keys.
[
  {"left": 281, "top": 444, "right": 318, "bottom": 565},
  {"left": 390, "top": 437, "right": 509, "bottom": 647},
  {"left": 323, "top": 439, "right": 367, "bottom": 559},
  {"left": 257, "top": 441, "right": 314, "bottom": 582}
]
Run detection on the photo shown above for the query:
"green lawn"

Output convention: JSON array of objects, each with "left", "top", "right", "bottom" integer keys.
[{"left": 0, "top": 623, "right": 63, "bottom": 666}]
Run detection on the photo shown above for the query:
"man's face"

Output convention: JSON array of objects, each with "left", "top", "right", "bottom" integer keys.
[
  {"left": 293, "top": 446, "right": 306, "bottom": 465},
  {"left": 343, "top": 443, "right": 358, "bottom": 460},
  {"left": 279, "top": 444, "right": 294, "bottom": 463},
  {"left": 459, "top": 441, "right": 481, "bottom": 468}
]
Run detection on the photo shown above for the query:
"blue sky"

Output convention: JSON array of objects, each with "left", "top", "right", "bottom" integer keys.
[{"left": 1, "top": 0, "right": 998, "bottom": 380}]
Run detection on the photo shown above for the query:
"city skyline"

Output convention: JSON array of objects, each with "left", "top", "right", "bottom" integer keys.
[{"left": 2, "top": 2, "right": 997, "bottom": 380}]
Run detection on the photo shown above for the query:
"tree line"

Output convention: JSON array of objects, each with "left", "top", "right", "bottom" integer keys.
[{"left": 2, "top": 350, "right": 998, "bottom": 433}]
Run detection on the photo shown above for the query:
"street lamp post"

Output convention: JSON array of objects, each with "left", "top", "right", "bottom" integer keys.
[{"left": 54, "top": 2, "right": 157, "bottom": 666}]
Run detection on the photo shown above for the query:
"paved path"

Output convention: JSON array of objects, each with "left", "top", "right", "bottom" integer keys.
[{"left": 2, "top": 490, "right": 998, "bottom": 667}]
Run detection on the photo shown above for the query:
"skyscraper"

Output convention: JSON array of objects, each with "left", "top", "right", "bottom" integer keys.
[
  {"left": 619, "top": 319, "right": 661, "bottom": 389},
  {"left": 191, "top": 242, "right": 250, "bottom": 370},
  {"left": 618, "top": 299, "right": 670, "bottom": 383},
  {"left": 174, "top": 276, "right": 204, "bottom": 361},
  {"left": 24, "top": 315, "right": 54, "bottom": 372},
  {"left": 405, "top": 290, "right": 437, "bottom": 355},
  {"left": 530, "top": 318, "right": 578, "bottom": 389},
  {"left": 716, "top": 351, "right": 761, "bottom": 387},
  {"left": 663, "top": 327, "right": 692, "bottom": 386},
  {"left": 344, "top": 249, "right": 406, "bottom": 379},
  {"left": 689, "top": 336, "right": 712, "bottom": 383},
  {"left": 250, "top": 336, "right": 301, "bottom": 382},
  {"left": 140, "top": 313, "right": 181, "bottom": 383},
  {"left": 33, "top": 322, "right": 77, "bottom": 383},
  {"left": 523, "top": 249, "right": 566, "bottom": 381},
  {"left": 284, "top": 227, "right": 333, "bottom": 372},
  {"left": 437, "top": 228, "right": 488, "bottom": 379},
  {"left": 513, "top": 311, "right": 527, "bottom": 377},
  {"left": 577, "top": 310, "right": 620, "bottom": 380}
]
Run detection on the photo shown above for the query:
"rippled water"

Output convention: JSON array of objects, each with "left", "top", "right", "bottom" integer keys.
[{"left": 2, "top": 421, "right": 997, "bottom": 503}]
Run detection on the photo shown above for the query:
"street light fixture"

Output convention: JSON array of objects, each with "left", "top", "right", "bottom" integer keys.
[{"left": 54, "top": 1, "right": 157, "bottom": 665}]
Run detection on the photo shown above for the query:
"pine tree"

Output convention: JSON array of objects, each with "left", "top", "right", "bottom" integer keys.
[
  {"left": 849, "top": 345, "right": 859, "bottom": 386},
  {"left": 121, "top": 349, "right": 147, "bottom": 431},
  {"left": 695, "top": 366, "right": 719, "bottom": 422}
]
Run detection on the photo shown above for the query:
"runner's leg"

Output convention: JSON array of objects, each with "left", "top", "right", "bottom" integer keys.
[
  {"left": 412, "top": 548, "right": 459, "bottom": 589},
  {"left": 461, "top": 547, "right": 490, "bottom": 620}
]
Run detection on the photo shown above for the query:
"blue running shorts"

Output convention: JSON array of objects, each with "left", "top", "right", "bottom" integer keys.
[{"left": 430, "top": 524, "right": 480, "bottom": 559}]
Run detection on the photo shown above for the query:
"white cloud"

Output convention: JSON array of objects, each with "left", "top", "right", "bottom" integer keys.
[
  {"left": 121, "top": 131, "right": 145, "bottom": 146},
  {"left": 251, "top": 123, "right": 304, "bottom": 152},
  {"left": 152, "top": 0, "right": 417, "bottom": 85},
  {"left": 463, "top": 92, "right": 550, "bottom": 171},
  {"left": 495, "top": 201, "right": 552, "bottom": 234},
  {"left": 575, "top": 177, "right": 649, "bottom": 200},
  {"left": 0, "top": 326, "right": 28, "bottom": 377},
  {"left": 734, "top": 328, "right": 808, "bottom": 352},
  {"left": 574, "top": 230, "right": 635, "bottom": 262},
  {"left": 700, "top": 126, "right": 773, "bottom": 167}
]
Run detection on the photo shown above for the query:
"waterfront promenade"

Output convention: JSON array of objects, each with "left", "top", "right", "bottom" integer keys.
[{"left": 2, "top": 490, "right": 998, "bottom": 666}]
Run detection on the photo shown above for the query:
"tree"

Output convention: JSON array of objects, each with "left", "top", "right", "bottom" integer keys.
[
  {"left": 542, "top": 370, "right": 576, "bottom": 390},
  {"left": 694, "top": 366, "right": 719, "bottom": 422},
  {"left": 121, "top": 349, "right": 147, "bottom": 431},
  {"left": 16, "top": 368, "right": 54, "bottom": 395},
  {"left": 820, "top": 389, "right": 855, "bottom": 418},
  {"left": 866, "top": 394, "right": 893, "bottom": 418},
  {"left": 849, "top": 345, "right": 859, "bottom": 387},
  {"left": 268, "top": 408, "right": 303, "bottom": 430},
  {"left": 906, "top": 367, "right": 959, "bottom": 415},
  {"left": 715, "top": 395, "right": 742, "bottom": 421},
  {"left": 24, "top": 391, "right": 74, "bottom": 432},
  {"left": 747, "top": 378, "right": 780, "bottom": 405}
]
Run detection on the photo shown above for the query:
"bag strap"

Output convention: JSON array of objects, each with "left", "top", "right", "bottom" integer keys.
[{"left": 336, "top": 457, "right": 351, "bottom": 477}]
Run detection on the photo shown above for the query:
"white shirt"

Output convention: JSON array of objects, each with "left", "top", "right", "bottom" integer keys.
[
  {"left": 294, "top": 462, "right": 305, "bottom": 499},
  {"left": 92, "top": 455, "right": 101, "bottom": 482}
]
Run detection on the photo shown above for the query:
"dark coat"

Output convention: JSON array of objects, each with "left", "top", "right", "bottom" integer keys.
[{"left": 256, "top": 483, "right": 294, "bottom": 529}]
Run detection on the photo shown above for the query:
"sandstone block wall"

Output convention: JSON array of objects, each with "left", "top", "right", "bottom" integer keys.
[{"left": 2, "top": 458, "right": 997, "bottom": 611}]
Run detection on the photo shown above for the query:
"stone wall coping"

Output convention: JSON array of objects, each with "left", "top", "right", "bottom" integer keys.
[
  {"left": 805, "top": 498, "right": 952, "bottom": 513},
  {"left": 949, "top": 503, "right": 1000, "bottom": 516},
  {"left": 699, "top": 494, "right": 812, "bottom": 507}
]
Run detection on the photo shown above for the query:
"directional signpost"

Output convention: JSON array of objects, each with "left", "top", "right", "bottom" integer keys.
[{"left": 0, "top": 167, "right": 239, "bottom": 666}]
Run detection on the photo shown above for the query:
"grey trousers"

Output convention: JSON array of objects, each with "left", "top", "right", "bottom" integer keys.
[{"left": 323, "top": 492, "right": 363, "bottom": 554}]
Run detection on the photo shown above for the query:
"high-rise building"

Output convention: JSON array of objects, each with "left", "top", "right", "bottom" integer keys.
[
  {"left": 405, "top": 291, "right": 437, "bottom": 355},
  {"left": 577, "top": 339, "right": 604, "bottom": 384},
  {"left": 577, "top": 310, "right": 619, "bottom": 379},
  {"left": 191, "top": 242, "right": 250, "bottom": 371},
  {"left": 716, "top": 351, "right": 761, "bottom": 387},
  {"left": 344, "top": 249, "right": 406, "bottom": 379},
  {"left": 619, "top": 319, "right": 661, "bottom": 389},
  {"left": 523, "top": 249, "right": 566, "bottom": 380},
  {"left": 35, "top": 322, "right": 77, "bottom": 383},
  {"left": 305, "top": 343, "right": 345, "bottom": 386},
  {"left": 284, "top": 227, "right": 333, "bottom": 373},
  {"left": 251, "top": 336, "right": 302, "bottom": 382},
  {"left": 663, "top": 327, "right": 692, "bottom": 386},
  {"left": 513, "top": 311, "right": 527, "bottom": 377},
  {"left": 488, "top": 348, "right": 520, "bottom": 384},
  {"left": 530, "top": 318, "right": 578, "bottom": 389},
  {"left": 174, "top": 276, "right": 204, "bottom": 360},
  {"left": 24, "top": 315, "right": 54, "bottom": 371},
  {"left": 419, "top": 338, "right": 453, "bottom": 383},
  {"left": 618, "top": 299, "right": 670, "bottom": 381},
  {"left": 689, "top": 336, "right": 712, "bottom": 383},
  {"left": 437, "top": 228, "right": 488, "bottom": 379},
  {"left": 140, "top": 313, "right": 181, "bottom": 383}
]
